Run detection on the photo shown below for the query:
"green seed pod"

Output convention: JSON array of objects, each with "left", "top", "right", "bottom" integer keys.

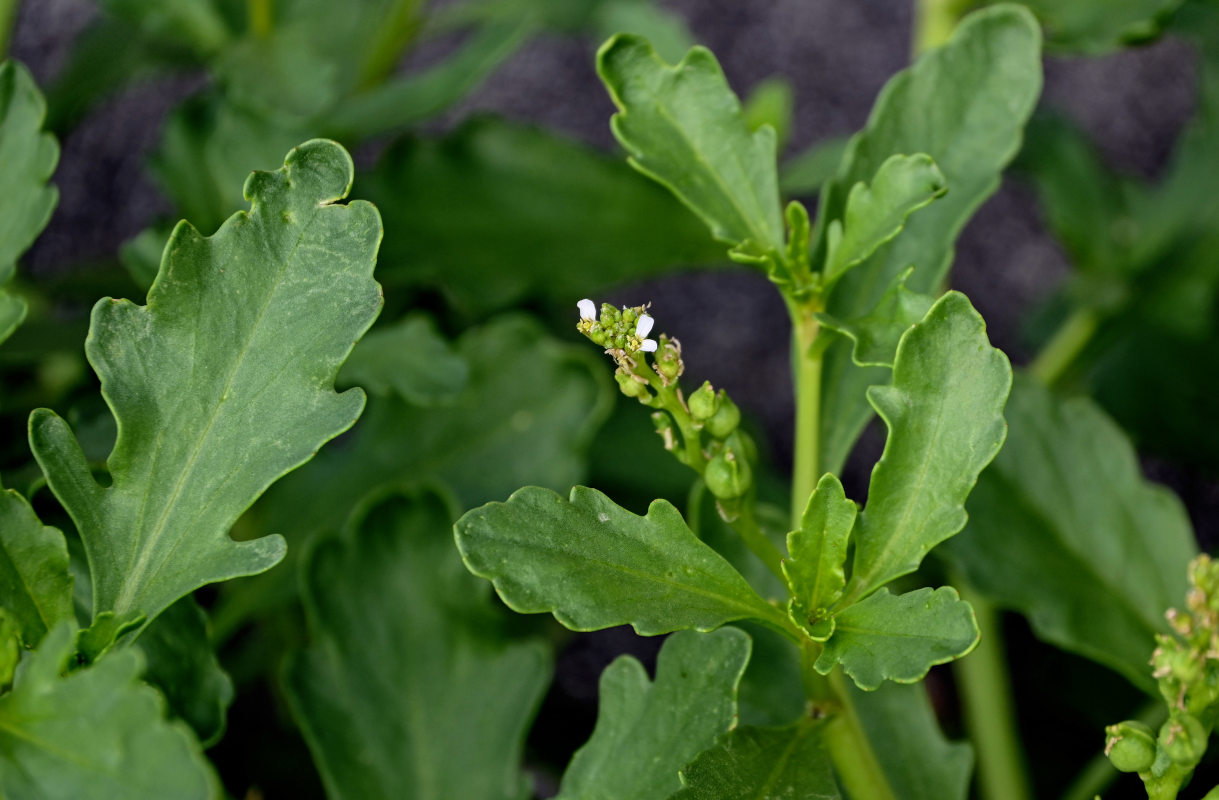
[
  {"left": 1159, "top": 714, "right": 1207, "bottom": 766},
  {"left": 725, "top": 429, "right": 758, "bottom": 465},
  {"left": 688, "top": 381, "right": 720, "bottom": 421},
  {"left": 704, "top": 391, "right": 741, "bottom": 438},
  {"left": 705, "top": 449, "right": 753, "bottom": 500},
  {"left": 1105, "top": 721, "right": 1157, "bottom": 773}
]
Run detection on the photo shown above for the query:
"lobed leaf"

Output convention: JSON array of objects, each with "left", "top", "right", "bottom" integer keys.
[
  {"left": 284, "top": 487, "right": 549, "bottom": 800},
  {"left": 669, "top": 721, "right": 839, "bottom": 800},
  {"left": 942, "top": 378, "right": 1197, "bottom": 692},
  {"left": 556, "top": 628, "right": 751, "bottom": 800},
  {"left": 29, "top": 139, "right": 383, "bottom": 640},
  {"left": 597, "top": 34, "right": 784, "bottom": 256},
  {"left": 338, "top": 314, "right": 469, "bottom": 406},
  {"left": 783, "top": 473, "right": 856, "bottom": 640},
  {"left": 841, "top": 292, "right": 1010, "bottom": 604},
  {"left": 816, "top": 5, "right": 1040, "bottom": 474},
  {"left": 0, "top": 622, "right": 218, "bottom": 799},
  {"left": 815, "top": 586, "right": 979, "bottom": 690},
  {"left": 816, "top": 267, "right": 935, "bottom": 369},
  {"left": 455, "top": 485, "right": 790, "bottom": 636},
  {"left": 0, "top": 481, "right": 74, "bottom": 647}
]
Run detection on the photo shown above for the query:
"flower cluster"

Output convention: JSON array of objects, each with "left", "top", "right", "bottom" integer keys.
[{"left": 577, "top": 299, "right": 656, "bottom": 355}]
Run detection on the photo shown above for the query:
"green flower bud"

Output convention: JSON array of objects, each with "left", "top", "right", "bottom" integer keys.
[
  {"left": 705, "top": 449, "right": 753, "bottom": 500},
  {"left": 725, "top": 430, "right": 758, "bottom": 465},
  {"left": 1159, "top": 714, "right": 1207, "bottom": 766},
  {"left": 1105, "top": 721, "right": 1157, "bottom": 773},
  {"left": 688, "top": 381, "right": 720, "bottom": 421},
  {"left": 615, "top": 371, "right": 650, "bottom": 401},
  {"left": 704, "top": 391, "right": 741, "bottom": 438}
]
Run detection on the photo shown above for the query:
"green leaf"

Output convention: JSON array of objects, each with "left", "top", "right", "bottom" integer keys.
[
  {"left": 816, "top": 267, "right": 936, "bottom": 368},
  {"left": 783, "top": 473, "right": 856, "bottom": 640},
  {"left": 941, "top": 377, "right": 1197, "bottom": 692},
  {"left": 138, "top": 596, "right": 233, "bottom": 747},
  {"left": 983, "top": 0, "right": 1183, "bottom": 53},
  {"left": 455, "top": 486, "right": 790, "bottom": 636},
  {"left": 597, "top": 35, "right": 784, "bottom": 256},
  {"left": 29, "top": 139, "right": 382, "bottom": 636},
  {"left": 0, "top": 622, "right": 218, "bottom": 800},
  {"left": 780, "top": 136, "right": 849, "bottom": 196},
  {"left": 590, "top": 0, "right": 697, "bottom": 65},
  {"left": 0, "top": 481, "right": 74, "bottom": 647},
  {"left": 0, "top": 60, "right": 59, "bottom": 346},
  {"left": 817, "top": 6, "right": 1040, "bottom": 474},
  {"left": 823, "top": 154, "right": 946, "bottom": 285},
  {"left": 742, "top": 77, "right": 795, "bottom": 153},
  {"left": 99, "top": 0, "right": 231, "bottom": 58},
  {"left": 284, "top": 487, "right": 550, "bottom": 800},
  {"left": 669, "top": 721, "right": 839, "bottom": 800},
  {"left": 841, "top": 292, "right": 1011, "bottom": 603},
  {"left": 815, "top": 586, "right": 979, "bottom": 690},
  {"left": 849, "top": 681, "right": 973, "bottom": 800},
  {"left": 363, "top": 119, "right": 721, "bottom": 315},
  {"left": 0, "top": 609, "right": 19, "bottom": 688},
  {"left": 556, "top": 628, "right": 752, "bottom": 800},
  {"left": 338, "top": 314, "right": 469, "bottom": 406}
]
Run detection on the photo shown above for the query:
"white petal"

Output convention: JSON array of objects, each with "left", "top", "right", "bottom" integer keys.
[
  {"left": 639, "top": 338, "right": 658, "bottom": 352},
  {"left": 577, "top": 298, "right": 596, "bottom": 320},
  {"left": 635, "top": 314, "right": 654, "bottom": 338}
]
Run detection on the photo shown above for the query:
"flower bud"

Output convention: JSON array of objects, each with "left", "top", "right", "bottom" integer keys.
[
  {"left": 689, "top": 381, "right": 720, "bottom": 421},
  {"left": 1159, "top": 714, "right": 1207, "bottom": 766},
  {"left": 1105, "top": 721, "right": 1157, "bottom": 773},
  {"left": 705, "top": 449, "right": 753, "bottom": 500},
  {"left": 704, "top": 391, "right": 741, "bottom": 438},
  {"left": 615, "top": 371, "right": 651, "bottom": 401}
]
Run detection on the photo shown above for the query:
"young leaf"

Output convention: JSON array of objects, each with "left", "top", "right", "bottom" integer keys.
[
  {"left": 338, "top": 314, "right": 469, "bottom": 406},
  {"left": 455, "top": 485, "right": 791, "bottom": 636},
  {"left": 596, "top": 35, "right": 784, "bottom": 257},
  {"left": 29, "top": 139, "right": 383, "bottom": 638},
  {"left": 0, "top": 622, "right": 218, "bottom": 799},
  {"left": 783, "top": 473, "right": 856, "bottom": 639},
  {"left": 138, "top": 596, "right": 233, "bottom": 747},
  {"left": 284, "top": 487, "right": 550, "bottom": 800},
  {"left": 0, "top": 60, "right": 59, "bottom": 344},
  {"left": 941, "top": 378, "right": 1197, "bottom": 692},
  {"left": 815, "top": 586, "right": 979, "bottom": 690},
  {"left": 847, "top": 682, "right": 973, "bottom": 800},
  {"left": 0, "top": 480, "right": 74, "bottom": 647},
  {"left": 670, "top": 721, "right": 840, "bottom": 800},
  {"left": 816, "top": 268, "right": 936, "bottom": 368},
  {"left": 823, "top": 154, "right": 946, "bottom": 285},
  {"left": 841, "top": 292, "right": 1010, "bottom": 604},
  {"left": 556, "top": 628, "right": 751, "bottom": 800},
  {"left": 816, "top": 5, "right": 1040, "bottom": 474},
  {"left": 989, "top": 0, "right": 1184, "bottom": 53}
]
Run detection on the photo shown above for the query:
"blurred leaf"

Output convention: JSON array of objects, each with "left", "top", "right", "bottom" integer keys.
[
  {"left": 338, "top": 314, "right": 469, "bottom": 406},
  {"left": 0, "top": 60, "right": 58, "bottom": 346},
  {"left": 780, "top": 136, "right": 849, "bottom": 196},
  {"left": 457, "top": 486, "right": 791, "bottom": 635},
  {"left": 556, "top": 628, "right": 752, "bottom": 800},
  {"left": 670, "top": 721, "right": 839, "bottom": 800},
  {"left": 597, "top": 35, "right": 784, "bottom": 256},
  {"left": 99, "top": 0, "right": 231, "bottom": 57},
  {"left": 0, "top": 480, "right": 73, "bottom": 647},
  {"left": 214, "top": 29, "right": 339, "bottom": 121},
  {"left": 982, "top": 0, "right": 1183, "bottom": 53},
  {"left": 138, "top": 596, "right": 233, "bottom": 747},
  {"left": 848, "top": 681, "right": 973, "bottom": 800},
  {"left": 816, "top": 267, "right": 935, "bottom": 368},
  {"left": 120, "top": 224, "right": 173, "bottom": 292},
  {"left": 841, "top": 293, "right": 1011, "bottom": 603},
  {"left": 590, "top": 0, "right": 697, "bottom": 64},
  {"left": 742, "top": 76, "right": 795, "bottom": 154},
  {"left": 284, "top": 487, "right": 549, "bottom": 800},
  {"left": 29, "top": 141, "right": 382, "bottom": 647},
  {"left": 816, "top": 6, "right": 1040, "bottom": 474},
  {"left": 942, "top": 377, "right": 1196, "bottom": 692},
  {"left": 784, "top": 473, "right": 855, "bottom": 639},
  {"left": 0, "top": 622, "right": 218, "bottom": 799},
  {"left": 0, "top": 609, "right": 17, "bottom": 688},
  {"left": 823, "top": 153, "right": 946, "bottom": 285},
  {"left": 363, "top": 119, "right": 721, "bottom": 315},
  {"left": 815, "top": 586, "right": 979, "bottom": 690}
]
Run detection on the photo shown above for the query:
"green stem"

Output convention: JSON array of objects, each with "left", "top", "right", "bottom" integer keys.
[
  {"left": 1027, "top": 307, "right": 1099, "bottom": 387},
  {"left": 823, "top": 670, "right": 900, "bottom": 800},
  {"left": 952, "top": 582, "right": 1033, "bottom": 800},
  {"left": 0, "top": 0, "right": 19, "bottom": 60},
  {"left": 913, "top": 0, "right": 975, "bottom": 54},
  {"left": 791, "top": 310, "right": 823, "bottom": 525},
  {"left": 248, "top": 0, "right": 273, "bottom": 38},
  {"left": 733, "top": 502, "right": 786, "bottom": 582}
]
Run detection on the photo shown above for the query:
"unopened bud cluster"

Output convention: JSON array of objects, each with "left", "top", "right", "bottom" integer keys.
[
  {"left": 1105, "top": 554, "right": 1219, "bottom": 790},
  {"left": 577, "top": 299, "right": 657, "bottom": 360}
]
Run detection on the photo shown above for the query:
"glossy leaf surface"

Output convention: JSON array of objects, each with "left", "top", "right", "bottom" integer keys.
[
  {"left": 0, "top": 623, "right": 217, "bottom": 799},
  {"left": 670, "top": 721, "right": 839, "bottom": 800},
  {"left": 29, "top": 140, "right": 383, "bottom": 634},
  {"left": 783, "top": 473, "right": 855, "bottom": 639},
  {"left": 556, "top": 628, "right": 751, "bottom": 800},
  {"left": 843, "top": 292, "right": 1010, "bottom": 602},
  {"left": 456, "top": 486, "right": 789, "bottom": 635},
  {"left": 597, "top": 35, "right": 783, "bottom": 255},
  {"left": 815, "top": 587, "right": 979, "bottom": 690},
  {"left": 285, "top": 488, "right": 549, "bottom": 800},
  {"left": 0, "top": 482, "right": 73, "bottom": 647},
  {"left": 942, "top": 378, "right": 1196, "bottom": 691}
]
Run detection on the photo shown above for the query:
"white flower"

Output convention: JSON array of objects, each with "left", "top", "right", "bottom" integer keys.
[
  {"left": 639, "top": 339, "right": 658, "bottom": 352},
  {"left": 635, "top": 314, "right": 654, "bottom": 338},
  {"left": 577, "top": 298, "right": 597, "bottom": 321}
]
